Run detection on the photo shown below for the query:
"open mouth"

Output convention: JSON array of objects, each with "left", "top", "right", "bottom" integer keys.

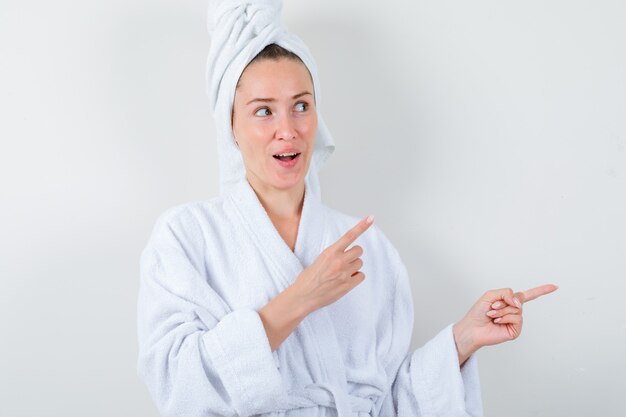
[{"left": 272, "top": 152, "right": 301, "bottom": 161}]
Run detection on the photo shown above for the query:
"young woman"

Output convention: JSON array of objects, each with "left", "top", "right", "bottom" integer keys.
[{"left": 137, "top": 2, "right": 557, "bottom": 416}]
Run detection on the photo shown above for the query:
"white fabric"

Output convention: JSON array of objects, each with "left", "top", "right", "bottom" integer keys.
[
  {"left": 137, "top": 178, "right": 484, "bottom": 417},
  {"left": 205, "top": 0, "right": 335, "bottom": 199}
]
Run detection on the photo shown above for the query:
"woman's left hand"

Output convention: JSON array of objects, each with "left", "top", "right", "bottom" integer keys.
[{"left": 453, "top": 284, "right": 558, "bottom": 365}]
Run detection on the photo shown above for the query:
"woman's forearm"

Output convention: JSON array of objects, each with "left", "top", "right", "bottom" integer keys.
[{"left": 258, "top": 285, "right": 312, "bottom": 352}]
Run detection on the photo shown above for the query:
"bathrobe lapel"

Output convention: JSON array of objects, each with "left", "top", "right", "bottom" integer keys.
[
  {"left": 226, "top": 177, "right": 321, "bottom": 286},
  {"left": 226, "top": 177, "right": 354, "bottom": 417}
]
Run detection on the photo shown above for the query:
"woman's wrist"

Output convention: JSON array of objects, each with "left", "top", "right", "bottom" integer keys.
[
  {"left": 283, "top": 284, "right": 315, "bottom": 320},
  {"left": 452, "top": 320, "right": 479, "bottom": 366}
]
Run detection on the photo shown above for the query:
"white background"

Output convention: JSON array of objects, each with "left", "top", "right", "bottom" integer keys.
[{"left": 1, "top": 0, "right": 625, "bottom": 416}]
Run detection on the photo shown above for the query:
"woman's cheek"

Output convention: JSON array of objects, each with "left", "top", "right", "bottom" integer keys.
[
  {"left": 251, "top": 123, "right": 271, "bottom": 139},
  {"left": 298, "top": 118, "right": 317, "bottom": 137}
]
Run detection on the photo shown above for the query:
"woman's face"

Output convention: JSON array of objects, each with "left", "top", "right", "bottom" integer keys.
[{"left": 232, "top": 58, "right": 317, "bottom": 194}]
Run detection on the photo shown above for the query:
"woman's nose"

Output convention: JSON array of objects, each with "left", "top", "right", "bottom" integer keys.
[{"left": 275, "top": 114, "right": 297, "bottom": 140}]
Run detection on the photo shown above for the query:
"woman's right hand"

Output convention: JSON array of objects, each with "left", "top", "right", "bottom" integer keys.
[{"left": 290, "top": 215, "right": 374, "bottom": 314}]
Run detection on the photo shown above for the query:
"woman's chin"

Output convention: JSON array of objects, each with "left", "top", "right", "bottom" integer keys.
[
  {"left": 267, "top": 154, "right": 311, "bottom": 189},
  {"left": 272, "top": 177, "right": 304, "bottom": 191},
  {"left": 264, "top": 169, "right": 304, "bottom": 189}
]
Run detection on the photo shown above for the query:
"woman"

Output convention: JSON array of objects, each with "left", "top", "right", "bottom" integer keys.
[{"left": 137, "top": 2, "right": 557, "bottom": 416}]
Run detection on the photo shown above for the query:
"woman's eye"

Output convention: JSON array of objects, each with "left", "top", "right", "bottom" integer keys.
[
  {"left": 295, "top": 102, "right": 308, "bottom": 112},
  {"left": 255, "top": 107, "right": 271, "bottom": 117}
]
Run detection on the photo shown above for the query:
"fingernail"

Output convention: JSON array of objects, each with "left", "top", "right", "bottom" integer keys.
[
  {"left": 365, "top": 215, "right": 374, "bottom": 224},
  {"left": 486, "top": 310, "right": 497, "bottom": 317},
  {"left": 492, "top": 301, "right": 503, "bottom": 309},
  {"left": 494, "top": 317, "right": 502, "bottom": 323},
  {"left": 514, "top": 297, "right": 522, "bottom": 308}
]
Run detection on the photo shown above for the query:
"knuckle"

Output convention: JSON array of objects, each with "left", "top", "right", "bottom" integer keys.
[{"left": 320, "top": 248, "right": 332, "bottom": 261}]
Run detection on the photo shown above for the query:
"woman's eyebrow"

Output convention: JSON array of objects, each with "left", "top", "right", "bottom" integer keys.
[{"left": 245, "top": 91, "right": 312, "bottom": 105}]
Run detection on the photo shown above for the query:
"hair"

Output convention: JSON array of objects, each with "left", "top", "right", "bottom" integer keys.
[
  {"left": 235, "top": 43, "right": 311, "bottom": 90},
  {"left": 252, "top": 43, "right": 303, "bottom": 63}
]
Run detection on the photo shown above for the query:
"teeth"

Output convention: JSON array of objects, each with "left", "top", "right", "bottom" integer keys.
[{"left": 276, "top": 152, "right": 298, "bottom": 157}]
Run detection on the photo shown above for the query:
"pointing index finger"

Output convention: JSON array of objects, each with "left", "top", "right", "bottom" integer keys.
[
  {"left": 334, "top": 215, "right": 374, "bottom": 252},
  {"left": 517, "top": 284, "right": 559, "bottom": 304}
]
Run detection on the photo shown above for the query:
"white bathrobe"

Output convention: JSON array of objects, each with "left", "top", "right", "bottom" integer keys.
[{"left": 137, "top": 176, "right": 483, "bottom": 417}]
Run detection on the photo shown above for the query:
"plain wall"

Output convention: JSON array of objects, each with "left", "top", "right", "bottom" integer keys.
[{"left": 1, "top": 0, "right": 624, "bottom": 416}]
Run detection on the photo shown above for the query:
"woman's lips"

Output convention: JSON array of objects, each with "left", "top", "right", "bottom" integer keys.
[{"left": 272, "top": 152, "right": 301, "bottom": 168}]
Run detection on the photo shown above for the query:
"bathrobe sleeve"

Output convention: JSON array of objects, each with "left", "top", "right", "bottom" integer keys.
[
  {"left": 136, "top": 208, "right": 285, "bottom": 417},
  {"left": 373, "top": 258, "right": 484, "bottom": 417}
]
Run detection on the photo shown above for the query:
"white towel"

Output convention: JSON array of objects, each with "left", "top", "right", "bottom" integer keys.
[{"left": 205, "top": 0, "right": 335, "bottom": 198}]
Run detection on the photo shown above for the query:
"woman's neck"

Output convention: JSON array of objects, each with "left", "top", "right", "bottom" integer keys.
[{"left": 247, "top": 175, "right": 305, "bottom": 221}]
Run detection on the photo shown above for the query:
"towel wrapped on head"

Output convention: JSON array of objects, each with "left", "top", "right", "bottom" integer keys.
[{"left": 206, "top": 0, "right": 335, "bottom": 198}]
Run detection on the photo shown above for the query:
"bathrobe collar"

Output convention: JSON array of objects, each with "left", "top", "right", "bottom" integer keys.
[{"left": 227, "top": 174, "right": 328, "bottom": 286}]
